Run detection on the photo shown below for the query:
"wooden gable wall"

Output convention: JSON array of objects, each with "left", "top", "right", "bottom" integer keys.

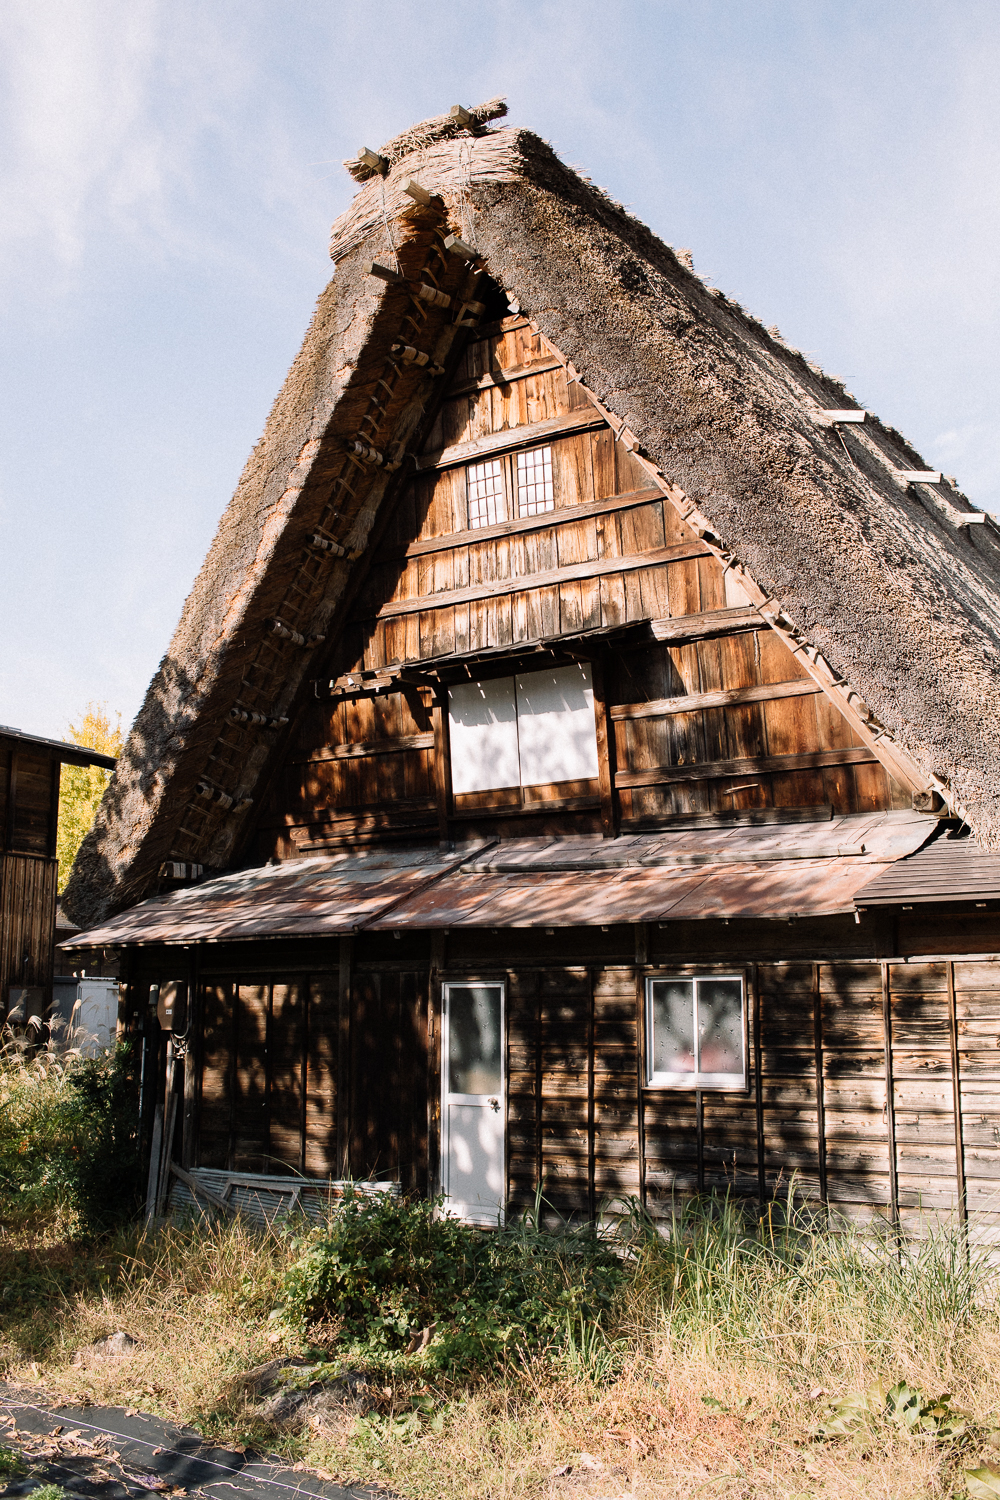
[{"left": 250, "top": 318, "right": 908, "bottom": 859}]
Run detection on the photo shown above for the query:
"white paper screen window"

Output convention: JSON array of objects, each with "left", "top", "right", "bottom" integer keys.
[
  {"left": 447, "top": 677, "right": 520, "bottom": 794},
  {"left": 516, "top": 446, "right": 554, "bottom": 516},
  {"left": 515, "top": 663, "right": 599, "bottom": 785},
  {"left": 448, "top": 664, "right": 599, "bottom": 794},
  {"left": 467, "top": 459, "right": 505, "bottom": 529}
]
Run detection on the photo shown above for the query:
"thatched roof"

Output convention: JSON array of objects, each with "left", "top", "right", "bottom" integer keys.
[{"left": 63, "top": 104, "right": 1000, "bottom": 929}]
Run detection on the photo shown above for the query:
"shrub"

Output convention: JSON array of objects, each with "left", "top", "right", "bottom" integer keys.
[
  {"left": 276, "top": 1191, "right": 624, "bottom": 1372},
  {"left": 0, "top": 1038, "right": 142, "bottom": 1234}
]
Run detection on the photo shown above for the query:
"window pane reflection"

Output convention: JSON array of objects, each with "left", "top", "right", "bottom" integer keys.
[
  {"left": 650, "top": 980, "right": 695, "bottom": 1075},
  {"left": 698, "top": 979, "right": 743, "bottom": 1075},
  {"left": 448, "top": 985, "right": 502, "bottom": 1095}
]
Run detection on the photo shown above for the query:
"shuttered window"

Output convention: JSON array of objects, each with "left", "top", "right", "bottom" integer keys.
[{"left": 645, "top": 975, "right": 747, "bottom": 1089}]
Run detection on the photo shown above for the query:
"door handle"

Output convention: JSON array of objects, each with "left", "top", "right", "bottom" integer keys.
[{"left": 488, "top": 1097, "right": 500, "bottom": 1113}]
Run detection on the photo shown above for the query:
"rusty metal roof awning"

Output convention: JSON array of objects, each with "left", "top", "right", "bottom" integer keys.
[
  {"left": 855, "top": 833, "right": 1000, "bottom": 906},
  {"left": 64, "top": 812, "right": 937, "bottom": 947}
]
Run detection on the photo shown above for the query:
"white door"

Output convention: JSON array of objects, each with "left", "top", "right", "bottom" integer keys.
[{"left": 441, "top": 982, "right": 505, "bottom": 1225}]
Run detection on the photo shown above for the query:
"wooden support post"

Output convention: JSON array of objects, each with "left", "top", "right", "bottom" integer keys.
[
  {"left": 299, "top": 973, "right": 309, "bottom": 1177},
  {"left": 634, "top": 923, "right": 648, "bottom": 965},
  {"left": 587, "top": 967, "right": 596, "bottom": 1222},
  {"left": 813, "top": 963, "right": 828, "bottom": 1207},
  {"left": 337, "top": 937, "right": 353, "bottom": 1179},
  {"left": 429, "top": 689, "right": 452, "bottom": 845},
  {"left": 634, "top": 926, "right": 648, "bottom": 1210},
  {"left": 881, "top": 962, "right": 900, "bottom": 1236},
  {"left": 753, "top": 965, "right": 766, "bottom": 1203},
  {"left": 153, "top": 1036, "right": 176, "bottom": 1219},
  {"left": 5, "top": 752, "right": 18, "bottom": 852},
  {"left": 264, "top": 982, "right": 274, "bottom": 1167},
  {"left": 428, "top": 931, "right": 446, "bottom": 1197},
  {"left": 695, "top": 1090, "right": 705, "bottom": 1195},
  {"left": 947, "top": 962, "right": 968, "bottom": 1224},
  {"left": 534, "top": 970, "right": 543, "bottom": 1204},
  {"left": 591, "top": 659, "right": 619, "bottom": 839},
  {"left": 226, "top": 981, "right": 238, "bottom": 1172},
  {"left": 144, "top": 1104, "right": 163, "bottom": 1224},
  {"left": 47, "top": 760, "right": 60, "bottom": 858},
  {"left": 182, "top": 956, "right": 202, "bottom": 1169}
]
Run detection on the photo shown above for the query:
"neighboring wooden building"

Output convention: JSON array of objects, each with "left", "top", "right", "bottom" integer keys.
[
  {"left": 2, "top": 724, "right": 116, "bottom": 1021},
  {"left": 63, "top": 102, "right": 1000, "bottom": 1232}
]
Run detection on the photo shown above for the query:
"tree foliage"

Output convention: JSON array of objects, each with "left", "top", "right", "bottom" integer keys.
[{"left": 56, "top": 703, "right": 123, "bottom": 891}]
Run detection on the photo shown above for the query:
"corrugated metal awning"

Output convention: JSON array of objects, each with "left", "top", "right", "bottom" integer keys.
[
  {"left": 855, "top": 833, "right": 1000, "bottom": 906},
  {"left": 64, "top": 811, "right": 936, "bottom": 946}
]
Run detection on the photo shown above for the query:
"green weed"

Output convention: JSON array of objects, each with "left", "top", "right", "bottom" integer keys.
[
  {"left": 276, "top": 1189, "right": 623, "bottom": 1374},
  {"left": 0, "top": 1444, "right": 26, "bottom": 1476}
]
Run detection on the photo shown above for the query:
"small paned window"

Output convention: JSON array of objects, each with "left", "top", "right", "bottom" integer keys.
[
  {"left": 645, "top": 974, "right": 747, "bottom": 1089},
  {"left": 516, "top": 446, "right": 554, "bottom": 516},
  {"left": 467, "top": 458, "right": 505, "bottom": 529}
]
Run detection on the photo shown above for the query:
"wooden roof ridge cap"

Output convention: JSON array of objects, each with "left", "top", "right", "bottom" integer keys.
[
  {"left": 344, "top": 98, "right": 509, "bottom": 181},
  {"left": 529, "top": 324, "right": 948, "bottom": 813}
]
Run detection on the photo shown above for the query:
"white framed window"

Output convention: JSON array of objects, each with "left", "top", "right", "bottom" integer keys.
[
  {"left": 645, "top": 974, "right": 747, "bottom": 1089},
  {"left": 467, "top": 458, "right": 505, "bottom": 529},
  {"left": 516, "top": 445, "right": 554, "bottom": 516}
]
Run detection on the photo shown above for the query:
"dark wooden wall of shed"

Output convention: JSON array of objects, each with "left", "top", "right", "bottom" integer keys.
[
  {"left": 196, "top": 965, "right": 427, "bottom": 1190},
  {"left": 0, "top": 853, "right": 58, "bottom": 1006},
  {"left": 1, "top": 737, "right": 61, "bottom": 1011},
  {"left": 250, "top": 319, "right": 907, "bottom": 859},
  {"left": 182, "top": 922, "right": 1000, "bottom": 1232},
  {"left": 1, "top": 741, "right": 60, "bottom": 858}
]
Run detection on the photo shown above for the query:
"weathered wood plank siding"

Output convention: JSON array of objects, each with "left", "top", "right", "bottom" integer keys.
[
  {"left": 252, "top": 319, "right": 905, "bottom": 857},
  {"left": 0, "top": 852, "right": 58, "bottom": 1007},
  {"left": 184, "top": 939, "right": 1000, "bottom": 1228}
]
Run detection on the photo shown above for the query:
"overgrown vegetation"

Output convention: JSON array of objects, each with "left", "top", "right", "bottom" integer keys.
[
  {"left": 277, "top": 1190, "right": 623, "bottom": 1372},
  {"left": 0, "top": 1037, "right": 141, "bottom": 1236},
  {"left": 55, "top": 701, "right": 123, "bottom": 890},
  {"left": 3, "top": 1049, "right": 1000, "bottom": 1498}
]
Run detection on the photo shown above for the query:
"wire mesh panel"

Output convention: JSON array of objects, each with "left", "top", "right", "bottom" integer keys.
[
  {"left": 467, "top": 458, "right": 505, "bottom": 528},
  {"left": 516, "top": 446, "right": 554, "bottom": 516}
]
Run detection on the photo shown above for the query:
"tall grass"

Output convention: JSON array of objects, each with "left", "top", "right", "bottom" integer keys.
[
  {"left": 617, "top": 1193, "right": 997, "bottom": 1382},
  {"left": 0, "top": 1029, "right": 141, "bottom": 1236},
  {"left": 2, "top": 1051, "right": 999, "bottom": 1500}
]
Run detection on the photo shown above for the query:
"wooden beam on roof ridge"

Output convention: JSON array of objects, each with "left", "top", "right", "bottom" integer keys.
[{"left": 529, "top": 324, "right": 947, "bottom": 809}]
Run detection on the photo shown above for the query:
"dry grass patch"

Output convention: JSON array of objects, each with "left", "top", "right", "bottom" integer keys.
[{"left": 3, "top": 1198, "right": 1000, "bottom": 1499}]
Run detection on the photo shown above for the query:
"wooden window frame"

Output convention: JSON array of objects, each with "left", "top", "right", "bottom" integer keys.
[
  {"left": 465, "top": 445, "right": 556, "bottom": 530},
  {"left": 643, "top": 971, "right": 749, "bottom": 1091}
]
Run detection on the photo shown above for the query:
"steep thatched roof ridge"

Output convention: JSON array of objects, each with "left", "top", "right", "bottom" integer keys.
[
  {"left": 63, "top": 199, "right": 482, "bottom": 926},
  {"left": 64, "top": 114, "right": 1000, "bottom": 929},
  {"left": 457, "top": 130, "right": 1000, "bottom": 837}
]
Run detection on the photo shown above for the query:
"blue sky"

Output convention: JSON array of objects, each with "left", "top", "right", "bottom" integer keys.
[{"left": 2, "top": 0, "right": 999, "bottom": 741}]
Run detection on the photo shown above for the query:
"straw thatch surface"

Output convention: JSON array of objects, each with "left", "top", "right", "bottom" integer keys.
[{"left": 63, "top": 115, "right": 1000, "bottom": 928}]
